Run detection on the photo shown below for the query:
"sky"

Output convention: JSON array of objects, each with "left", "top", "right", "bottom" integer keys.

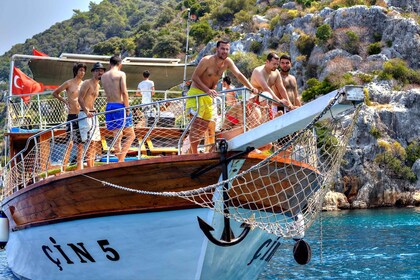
[{"left": 0, "top": 0, "right": 103, "bottom": 56}]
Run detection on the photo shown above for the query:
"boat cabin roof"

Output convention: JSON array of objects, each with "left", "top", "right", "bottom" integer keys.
[{"left": 26, "top": 53, "right": 196, "bottom": 91}]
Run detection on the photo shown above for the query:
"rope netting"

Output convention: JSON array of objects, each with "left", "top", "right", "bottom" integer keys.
[
  {"left": 3, "top": 89, "right": 361, "bottom": 238},
  {"left": 97, "top": 95, "right": 360, "bottom": 238}
]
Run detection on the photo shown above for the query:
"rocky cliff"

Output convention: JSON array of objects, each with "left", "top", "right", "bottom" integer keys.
[
  {"left": 196, "top": 3, "right": 420, "bottom": 210},
  {"left": 327, "top": 84, "right": 420, "bottom": 210}
]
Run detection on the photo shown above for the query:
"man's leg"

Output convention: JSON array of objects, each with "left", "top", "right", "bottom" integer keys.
[
  {"left": 62, "top": 141, "right": 73, "bottom": 171},
  {"left": 113, "top": 130, "right": 123, "bottom": 159},
  {"left": 118, "top": 127, "right": 135, "bottom": 162},
  {"left": 189, "top": 117, "right": 210, "bottom": 154},
  {"left": 76, "top": 143, "right": 84, "bottom": 170},
  {"left": 86, "top": 142, "right": 94, "bottom": 168},
  {"left": 204, "top": 120, "right": 216, "bottom": 152}
]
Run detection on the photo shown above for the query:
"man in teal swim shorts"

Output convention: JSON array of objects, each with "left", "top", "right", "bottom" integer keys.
[
  {"left": 186, "top": 40, "right": 258, "bottom": 153},
  {"left": 101, "top": 55, "right": 135, "bottom": 162}
]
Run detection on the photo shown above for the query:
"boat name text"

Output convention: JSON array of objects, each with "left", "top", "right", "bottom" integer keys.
[
  {"left": 42, "top": 237, "right": 120, "bottom": 271},
  {"left": 247, "top": 237, "right": 281, "bottom": 265}
]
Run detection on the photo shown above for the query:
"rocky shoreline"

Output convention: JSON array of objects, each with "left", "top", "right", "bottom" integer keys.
[{"left": 324, "top": 83, "right": 420, "bottom": 210}]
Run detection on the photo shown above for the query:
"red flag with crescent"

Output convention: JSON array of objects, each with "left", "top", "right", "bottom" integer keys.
[{"left": 12, "top": 67, "right": 45, "bottom": 103}]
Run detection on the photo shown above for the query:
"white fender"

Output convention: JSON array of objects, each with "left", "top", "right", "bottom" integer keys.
[
  {"left": 0, "top": 211, "right": 9, "bottom": 248},
  {"left": 292, "top": 213, "right": 305, "bottom": 240}
]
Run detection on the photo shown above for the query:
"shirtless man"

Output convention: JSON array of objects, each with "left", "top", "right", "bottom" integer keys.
[
  {"left": 52, "top": 63, "right": 86, "bottom": 171},
  {"left": 78, "top": 62, "right": 106, "bottom": 167},
  {"left": 279, "top": 54, "right": 301, "bottom": 108},
  {"left": 101, "top": 55, "right": 135, "bottom": 162},
  {"left": 186, "top": 40, "right": 258, "bottom": 154},
  {"left": 250, "top": 53, "right": 296, "bottom": 112}
]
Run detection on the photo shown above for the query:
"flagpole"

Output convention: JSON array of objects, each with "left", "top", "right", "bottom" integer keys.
[{"left": 182, "top": 8, "right": 191, "bottom": 96}]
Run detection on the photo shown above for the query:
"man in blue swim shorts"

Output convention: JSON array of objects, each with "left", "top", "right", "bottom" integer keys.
[
  {"left": 101, "top": 55, "right": 135, "bottom": 162},
  {"left": 186, "top": 40, "right": 258, "bottom": 153},
  {"left": 105, "top": 103, "right": 134, "bottom": 130}
]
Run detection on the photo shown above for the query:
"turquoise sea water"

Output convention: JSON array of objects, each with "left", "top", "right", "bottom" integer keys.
[
  {"left": 0, "top": 208, "right": 418, "bottom": 279},
  {"left": 259, "top": 207, "right": 420, "bottom": 280}
]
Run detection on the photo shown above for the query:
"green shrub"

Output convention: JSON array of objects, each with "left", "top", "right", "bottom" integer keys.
[
  {"left": 296, "top": 33, "right": 316, "bottom": 56},
  {"left": 270, "top": 9, "right": 300, "bottom": 29},
  {"left": 357, "top": 73, "right": 374, "bottom": 84},
  {"left": 296, "top": 0, "right": 317, "bottom": 7},
  {"left": 363, "top": 87, "right": 371, "bottom": 106},
  {"left": 344, "top": 31, "right": 360, "bottom": 54},
  {"left": 249, "top": 40, "right": 263, "bottom": 54},
  {"left": 376, "top": 153, "right": 417, "bottom": 182},
  {"left": 315, "top": 122, "right": 339, "bottom": 157},
  {"left": 367, "top": 42, "right": 382, "bottom": 55},
  {"left": 231, "top": 52, "right": 262, "bottom": 79},
  {"left": 369, "top": 126, "right": 381, "bottom": 138},
  {"left": 190, "top": 21, "right": 214, "bottom": 44},
  {"left": 270, "top": 15, "right": 281, "bottom": 31},
  {"left": 302, "top": 79, "right": 336, "bottom": 102},
  {"left": 279, "top": 34, "right": 291, "bottom": 44},
  {"left": 406, "top": 141, "right": 420, "bottom": 167},
  {"left": 372, "top": 32, "right": 382, "bottom": 42},
  {"left": 379, "top": 59, "right": 420, "bottom": 85},
  {"left": 268, "top": 37, "right": 280, "bottom": 49},
  {"left": 316, "top": 24, "right": 333, "bottom": 43}
]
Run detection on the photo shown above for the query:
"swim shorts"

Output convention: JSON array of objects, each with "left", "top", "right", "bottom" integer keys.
[
  {"left": 185, "top": 87, "right": 213, "bottom": 121},
  {"left": 105, "top": 103, "right": 133, "bottom": 130},
  {"left": 78, "top": 111, "right": 101, "bottom": 142},
  {"left": 66, "top": 114, "right": 82, "bottom": 142}
]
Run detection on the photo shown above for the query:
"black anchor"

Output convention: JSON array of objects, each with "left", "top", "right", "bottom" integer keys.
[{"left": 197, "top": 139, "right": 252, "bottom": 247}]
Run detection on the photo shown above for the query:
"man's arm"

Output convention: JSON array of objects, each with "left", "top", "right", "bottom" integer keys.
[
  {"left": 292, "top": 76, "right": 301, "bottom": 107},
  {"left": 119, "top": 72, "right": 130, "bottom": 108},
  {"left": 273, "top": 74, "right": 293, "bottom": 107},
  {"left": 135, "top": 83, "right": 142, "bottom": 96},
  {"left": 78, "top": 82, "right": 92, "bottom": 117},
  {"left": 52, "top": 81, "right": 69, "bottom": 105}
]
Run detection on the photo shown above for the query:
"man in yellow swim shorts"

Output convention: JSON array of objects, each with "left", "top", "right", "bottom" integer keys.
[{"left": 186, "top": 40, "right": 258, "bottom": 153}]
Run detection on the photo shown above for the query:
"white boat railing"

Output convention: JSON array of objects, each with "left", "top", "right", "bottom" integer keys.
[
  {"left": 2, "top": 87, "right": 255, "bottom": 195},
  {"left": 6, "top": 90, "right": 183, "bottom": 130}
]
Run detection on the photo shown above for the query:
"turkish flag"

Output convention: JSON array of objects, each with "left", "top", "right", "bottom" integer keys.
[
  {"left": 32, "top": 48, "right": 48, "bottom": 57},
  {"left": 12, "top": 67, "right": 45, "bottom": 103}
]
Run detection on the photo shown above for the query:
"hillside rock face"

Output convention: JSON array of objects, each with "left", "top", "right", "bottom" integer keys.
[
  {"left": 388, "top": 0, "right": 420, "bottom": 14},
  {"left": 210, "top": 5, "right": 420, "bottom": 89},
  {"left": 194, "top": 5, "right": 420, "bottom": 210},
  {"left": 324, "top": 84, "right": 420, "bottom": 210}
]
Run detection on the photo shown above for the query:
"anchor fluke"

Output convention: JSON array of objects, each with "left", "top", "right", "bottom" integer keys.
[{"left": 197, "top": 216, "right": 251, "bottom": 247}]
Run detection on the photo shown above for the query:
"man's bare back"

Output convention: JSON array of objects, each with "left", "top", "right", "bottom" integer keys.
[{"left": 101, "top": 70, "right": 127, "bottom": 104}]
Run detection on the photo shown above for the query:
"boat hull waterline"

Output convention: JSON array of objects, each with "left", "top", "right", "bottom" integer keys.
[{"left": 7, "top": 208, "right": 283, "bottom": 280}]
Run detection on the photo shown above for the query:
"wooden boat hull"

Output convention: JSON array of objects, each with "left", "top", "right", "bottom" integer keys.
[{"left": 2, "top": 153, "right": 320, "bottom": 279}]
